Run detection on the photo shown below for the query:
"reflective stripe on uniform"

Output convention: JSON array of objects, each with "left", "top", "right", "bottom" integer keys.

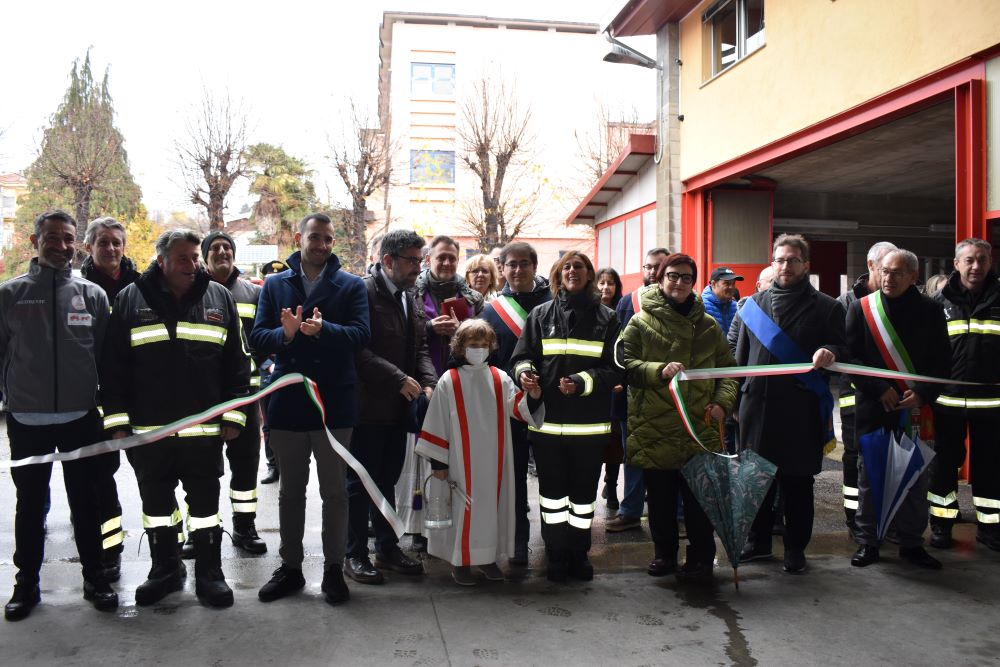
[
  {"left": 936, "top": 395, "right": 1000, "bottom": 408},
  {"left": 130, "top": 323, "right": 170, "bottom": 347},
  {"left": 568, "top": 515, "right": 593, "bottom": 529},
  {"left": 142, "top": 509, "right": 182, "bottom": 529},
  {"left": 103, "top": 412, "right": 130, "bottom": 430},
  {"left": 539, "top": 495, "right": 569, "bottom": 510},
  {"left": 250, "top": 376, "right": 262, "bottom": 387},
  {"left": 973, "top": 496, "right": 1000, "bottom": 509},
  {"left": 230, "top": 489, "right": 258, "bottom": 513},
  {"left": 844, "top": 499, "right": 859, "bottom": 510},
  {"left": 541, "top": 510, "right": 569, "bottom": 524},
  {"left": 541, "top": 338, "right": 604, "bottom": 358},
  {"left": 529, "top": 422, "right": 612, "bottom": 436},
  {"left": 843, "top": 485, "right": 859, "bottom": 498},
  {"left": 236, "top": 302, "right": 257, "bottom": 319},
  {"left": 577, "top": 371, "right": 594, "bottom": 397},
  {"left": 930, "top": 506, "right": 960, "bottom": 518},
  {"left": 176, "top": 323, "right": 228, "bottom": 346},
  {"left": 946, "top": 319, "right": 1000, "bottom": 336},
  {"left": 222, "top": 410, "right": 247, "bottom": 427},
  {"left": 843, "top": 485, "right": 859, "bottom": 510},
  {"left": 838, "top": 395, "right": 856, "bottom": 409},
  {"left": 928, "top": 490, "right": 958, "bottom": 506},
  {"left": 188, "top": 514, "right": 221, "bottom": 530},
  {"left": 232, "top": 502, "right": 257, "bottom": 513},
  {"left": 133, "top": 424, "right": 222, "bottom": 437},
  {"left": 101, "top": 516, "right": 122, "bottom": 535},
  {"left": 513, "top": 361, "right": 537, "bottom": 378},
  {"left": 976, "top": 511, "right": 1000, "bottom": 524},
  {"left": 102, "top": 532, "right": 125, "bottom": 550},
  {"left": 570, "top": 501, "right": 596, "bottom": 515}
]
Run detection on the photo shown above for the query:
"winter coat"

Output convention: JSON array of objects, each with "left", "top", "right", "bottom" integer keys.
[
  {"left": 80, "top": 255, "right": 141, "bottom": 303},
  {"left": 846, "top": 285, "right": 950, "bottom": 434},
  {"left": 734, "top": 280, "right": 847, "bottom": 476},
  {"left": 356, "top": 263, "right": 437, "bottom": 425},
  {"left": 414, "top": 269, "right": 485, "bottom": 374},
  {"left": 701, "top": 285, "right": 737, "bottom": 334},
  {"left": 250, "top": 251, "right": 370, "bottom": 430},
  {"left": 620, "top": 288, "right": 738, "bottom": 470}
]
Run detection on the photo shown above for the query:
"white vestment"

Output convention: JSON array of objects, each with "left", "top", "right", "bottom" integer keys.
[{"left": 415, "top": 364, "right": 543, "bottom": 567}]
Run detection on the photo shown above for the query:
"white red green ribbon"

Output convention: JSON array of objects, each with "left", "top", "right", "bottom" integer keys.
[
  {"left": 4, "top": 373, "right": 405, "bottom": 538},
  {"left": 860, "top": 292, "right": 915, "bottom": 390},
  {"left": 668, "top": 362, "right": 985, "bottom": 459},
  {"left": 492, "top": 295, "right": 527, "bottom": 337}
]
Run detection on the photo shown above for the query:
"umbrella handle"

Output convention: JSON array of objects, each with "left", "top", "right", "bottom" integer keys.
[{"left": 704, "top": 408, "right": 725, "bottom": 445}]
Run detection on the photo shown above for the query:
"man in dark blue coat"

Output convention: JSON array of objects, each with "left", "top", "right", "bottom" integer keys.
[
  {"left": 250, "top": 213, "right": 370, "bottom": 606},
  {"left": 701, "top": 266, "right": 743, "bottom": 334}
]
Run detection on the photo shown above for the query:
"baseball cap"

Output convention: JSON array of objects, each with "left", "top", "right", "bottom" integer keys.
[{"left": 710, "top": 267, "right": 744, "bottom": 282}]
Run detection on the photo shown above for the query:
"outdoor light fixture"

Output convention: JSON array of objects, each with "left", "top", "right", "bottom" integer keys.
[
  {"left": 773, "top": 218, "right": 859, "bottom": 231},
  {"left": 602, "top": 31, "right": 665, "bottom": 164}
]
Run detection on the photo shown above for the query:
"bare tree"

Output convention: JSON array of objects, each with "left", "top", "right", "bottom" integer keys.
[
  {"left": 457, "top": 75, "right": 535, "bottom": 252},
  {"left": 330, "top": 99, "right": 397, "bottom": 272},
  {"left": 574, "top": 103, "right": 654, "bottom": 186},
  {"left": 176, "top": 91, "right": 249, "bottom": 231}
]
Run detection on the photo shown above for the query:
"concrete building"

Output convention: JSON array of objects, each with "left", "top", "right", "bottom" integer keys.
[
  {"left": 596, "top": 0, "right": 1000, "bottom": 296},
  {"left": 374, "top": 11, "right": 656, "bottom": 272}
]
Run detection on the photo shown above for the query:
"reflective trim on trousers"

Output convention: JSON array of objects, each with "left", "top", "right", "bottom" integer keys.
[
  {"left": 973, "top": 496, "right": 1000, "bottom": 509},
  {"left": 568, "top": 515, "right": 593, "bottom": 529},
  {"left": 102, "top": 532, "right": 125, "bottom": 550},
  {"left": 930, "top": 506, "right": 960, "bottom": 518},
  {"left": 976, "top": 511, "right": 1000, "bottom": 524},
  {"left": 529, "top": 422, "right": 612, "bottom": 436},
  {"left": 101, "top": 516, "right": 122, "bottom": 535},
  {"left": 539, "top": 495, "right": 569, "bottom": 510},
  {"left": 570, "top": 501, "right": 596, "bottom": 514},
  {"left": 188, "top": 514, "right": 221, "bottom": 530},
  {"left": 928, "top": 491, "right": 959, "bottom": 507},
  {"left": 844, "top": 499, "right": 859, "bottom": 510},
  {"left": 231, "top": 501, "right": 257, "bottom": 513},
  {"left": 541, "top": 510, "right": 569, "bottom": 524},
  {"left": 142, "top": 510, "right": 182, "bottom": 529}
]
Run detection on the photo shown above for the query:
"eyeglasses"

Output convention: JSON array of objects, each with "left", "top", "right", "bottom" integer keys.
[
  {"left": 772, "top": 257, "right": 805, "bottom": 266},
  {"left": 504, "top": 261, "right": 533, "bottom": 270},
  {"left": 665, "top": 272, "right": 694, "bottom": 284},
  {"left": 879, "top": 268, "right": 909, "bottom": 279},
  {"left": 392, "top": 254, "right": 423, "bottom": 267},
  {"left": 642, "top": 264, "right": 659, "bottom": 272}
]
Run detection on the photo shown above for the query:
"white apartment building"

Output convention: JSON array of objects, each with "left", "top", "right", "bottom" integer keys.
[{"left": 375, "top": 11, "right": 655, "bottom": 272}]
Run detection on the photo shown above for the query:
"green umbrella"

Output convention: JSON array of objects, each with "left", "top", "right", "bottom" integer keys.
[{"left": 681, "top": 447, "right": 777, "bottom": 588}]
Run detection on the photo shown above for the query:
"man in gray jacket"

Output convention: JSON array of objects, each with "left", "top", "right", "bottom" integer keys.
[{"left": 0, "top": 210, "right": 118, "bottom": 621}]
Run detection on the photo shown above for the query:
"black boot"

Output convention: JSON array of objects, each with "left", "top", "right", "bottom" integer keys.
[
  {"left": 545, "top": 549, "right": 568, "bottom": 583},
  {"left": 5, "top": 573, "right": 41, "bottom": 622},
  {"left": 568, "top": 550, "right": 594, "bottom": 581},
  {"left": 193, "top": 527, "right": 233, "bottom": 607},
  {"left": 101, "top": 550, "right": 122, "bottom": 583},
  {"left": 232, "top": 514, "right": 267, "bottom": 555},
  {"left": 135, "top": 528, "right": 185, "bottom": 606},
  {"left": 180, "top": 532, "right": 196, "bottom": 560}
]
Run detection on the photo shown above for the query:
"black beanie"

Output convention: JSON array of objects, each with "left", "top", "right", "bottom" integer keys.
[{"left": 202, "top": 231, "right": 236, "bottom": 260}]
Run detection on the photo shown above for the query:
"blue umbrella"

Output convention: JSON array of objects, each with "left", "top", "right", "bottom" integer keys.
[{"left": 859, "top": 425, "right": 936, "bottom": 542}]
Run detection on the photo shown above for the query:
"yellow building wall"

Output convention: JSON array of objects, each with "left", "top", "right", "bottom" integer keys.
[{"left": 679, "top": 0, "right": 1000, "bottom": 180}]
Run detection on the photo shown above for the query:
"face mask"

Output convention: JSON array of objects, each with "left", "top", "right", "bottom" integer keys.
[{"left": 465, "top": 347, "right": 490, "bottom": 366}]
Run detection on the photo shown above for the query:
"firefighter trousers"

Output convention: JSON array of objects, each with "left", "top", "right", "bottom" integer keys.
[
  {"left": 531, "top": 433, "right": 605, "bottom": 554},
  {"left": 929, "top": 409, "right": 1000, "bottom": 527}
]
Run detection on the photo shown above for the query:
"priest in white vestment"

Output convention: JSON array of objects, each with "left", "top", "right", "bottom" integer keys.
[{"left": 416, "top": 319, "right": 544, "bottom": 585}]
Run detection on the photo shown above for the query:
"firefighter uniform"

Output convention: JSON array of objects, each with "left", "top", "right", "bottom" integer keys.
[
  {"left": 509, "top": 289, "right": 621, "bottom": 581},
  {"left": 101, "top": 263, "right": 250, "bottom": 606},
  {"left": 929, "top": 271, "right": 1000, "bottom": 549}
]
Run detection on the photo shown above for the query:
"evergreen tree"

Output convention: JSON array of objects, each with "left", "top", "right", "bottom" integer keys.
[{"left": 244, "top": 143, "right": 317, "bottom": 247}]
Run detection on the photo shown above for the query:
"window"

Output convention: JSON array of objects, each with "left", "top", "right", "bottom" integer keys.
[
  {"left": 410, "top": 150, "right": 455, "bottom": 184},
  {"left": 625, "top": 215, "right": 641, "bottom": 275},
  {"left": 1, "top": 196, "right": 14, "bottom": 209},
  {"left": 704, "top": 0, "right": 765, "bottom": 77},
  {"left": 411, "top": 63, "right": 456, "bottom": 97},
  {"left": 610, "top": 222, "right": 625, "bottom": 274},
  {"left": 643, "top": 210, "right": 657, "bottom": 259},
  {"left": 597, "top": 227, "right": 611, "bottom": 268}
]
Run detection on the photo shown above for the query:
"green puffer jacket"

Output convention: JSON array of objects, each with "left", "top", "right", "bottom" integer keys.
[{"left": 620, "top": 288, "right": 738, "bottom": 470}]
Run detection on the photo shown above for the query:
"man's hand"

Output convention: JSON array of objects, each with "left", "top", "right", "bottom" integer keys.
[
  {"left": 706, "top": 403, "right": 725, "bottom": 424},
  {"left": 612, "top": 384, "right": 625, "bottom": 393},
  {"left": 432, "top": 469, "right": 449, "bottom": 481},
  {"left": 559, "top": 377, "right": 577, "bottom": 396},
  {"left": 400, "top": 376, "right": 421, "bottom": 401},
  {"left": 300, "top": 306, "right": 323, "bottom": 337},
  {"left": 521, "top": 372, "right": 542, "bottom": 400},
  {"left": 423, "top": 386, "right": 434, "bottom": 400},
  {"left": 812, "top": 348, "right": 835, "bottom": 369},
  {"left": 430, "top": 313, "right": 459, "bottom": 337},
  {"left": 280, "top": 306, "right": 303, "bottom": 342},
  {"left": 222, "top": 426, "right": 239, "bottom": 442},
  {"left": 879, "top": 387, "right": 901, "bottom": 412},
  {"left": 661, "top": 362, "right": 686, "bottom": 380},
  {"left": 897, "top": 389, "right": 924, "bottom": 410}
]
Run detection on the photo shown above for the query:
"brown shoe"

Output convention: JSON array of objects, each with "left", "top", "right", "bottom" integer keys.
[{"left": 605, "top": 515, "right": 641, "bottom": 532}]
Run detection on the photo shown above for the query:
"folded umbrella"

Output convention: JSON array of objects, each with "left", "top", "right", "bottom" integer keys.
[{"left": 859, "top": 424, "right": 935, "bottom": 543}]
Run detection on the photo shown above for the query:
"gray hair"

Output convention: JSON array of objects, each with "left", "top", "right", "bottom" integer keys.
[
  {"left": 955, "top": 238, "right": 991, "bottom": 258},
  {"left": 85, "top": 216, "right": 127, "bottom": 246},
  {"left": 883, "top": 248, "right": 919, "bottom": 273},
  {"left": 866, "top": 241, "right": 897, "bottom": 265},
  {"left": 773, "top": 233, "right": 810, "bottom": 261},
  {"left": 379, "top": 228, "right": 424, "bottom": 259},
  {"left": 155, "top": 228, "right": 201, "bottom": 257}
]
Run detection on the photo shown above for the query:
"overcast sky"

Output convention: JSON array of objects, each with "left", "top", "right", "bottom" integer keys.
[{"left": 0, "top": 0, "right": 653, "bottom": 217}]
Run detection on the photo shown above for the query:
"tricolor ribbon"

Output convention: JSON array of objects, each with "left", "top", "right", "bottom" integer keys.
[
  {"left": 668, "top": 362, "right": 984, "bottom": 459},
  {"left": 4, "top": 373, "right": 406, "bottom": 538}
]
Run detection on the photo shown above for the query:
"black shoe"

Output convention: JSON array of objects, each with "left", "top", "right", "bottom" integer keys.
[
  {"left": 260, "top": 468, "right": 279, "bottom": 485},
  {"left": 509, "top": 542, "right": 529, "bottom": 567},
  {"left": 899, "top": 546, "right": 943, "bottom": 570},
  {"left": 676, "top": 560, "right": 714, "bottom": 583},
  {"left": 101, "top": 552, "right": 122, "bottom": 583},
  {"left": 193, "top": 527, "right": 233, "bottom": 607},
  {"left": 976, "top": 527, "right": 1000, "bottom": 552},
  {"left": 374, "top": 548, "right": 423, "bottom": 575},
  {"left": 884, "top": 526, "right": 900, "bottom": 545},
  {"left": 83, "top": 579, "right": 119, "bottom": 611},
  {"left": 850, "top": 545, "right": 880, "bottom": 567},
  {"left": 568, "top": 553, "right": 594, "bottom": 581},
  {"left": 411, "top": 534, "right": 428, "bottom": 553},
  {"left": 740, "top": 541, "right": 773, "bottom": 563},
  {"left": 647, "top": 557, "right": 677, "bottom": 577},
  {"left": 929, "top": 524, "right": 953, "bottom": 549},
  {"left": 4, "top": 584, "right": 40, "bottom": 621},
  {"left": 344, "top": 556, "right": 384, "bottom": 585},
  {"left": 321, "top": 568, "right": 350, "bottom": 605},
  {"left": 180, "top": 534, "right": 196, "bottom": 560},
  {"left": 258, "top": 565, "right": 305, "bottom": 602},
  {"left": 783, "top": 550, "right": 807, "bottom": 574},
  {"left": 545, "top": 549, "right": 568, "bottom": 583},
  {"left": 771, "top": 520, "right": 786, "bottom": 537},
  {"left": 232, "top": 515, "right": 268, "bottom": 555}
]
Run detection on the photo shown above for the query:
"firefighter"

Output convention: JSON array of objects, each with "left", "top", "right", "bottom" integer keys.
[
  {"left": 101, "top": 229, "right": 251, "bottom": 607},
  {"left": 928, "top": 238, "right": 1000, "bottom": 552},
  {"left": 201, "top": 231, "right": 267, "bottom": 555}
]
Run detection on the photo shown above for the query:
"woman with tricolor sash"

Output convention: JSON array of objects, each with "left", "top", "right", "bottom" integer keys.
[
  {"left": 619, "top": 252, "right": 738, "bottom": 582},
  {"left": 845, "top": 248, "right": 951, "bottom": 570},
  {"left": 509, "top": 251, "right": 621, "bottom": 583}
]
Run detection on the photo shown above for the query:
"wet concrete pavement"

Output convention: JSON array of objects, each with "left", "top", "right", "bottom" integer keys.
[{"left": 1, "top": 424, "right": 998, "bottom": 666}]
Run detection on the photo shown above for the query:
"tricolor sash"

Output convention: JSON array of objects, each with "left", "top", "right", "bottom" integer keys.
[
  {"left": 492, "top": 294, "right": 528, "bottom": 337},
  {"left": 739, "top": 296, "right": 835, "bottom": 442},
  {"left": 859, "top": 292, "right": 915, "bottom": 391}
]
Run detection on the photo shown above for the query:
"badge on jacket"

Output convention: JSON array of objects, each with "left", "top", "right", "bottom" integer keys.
[
  {"left": 205, "top": 308, "right": 225, "bottom": 324},
  {"left": 68, "top": 312, "right": 92, "bottom": 326},
  {"left": 137, "top": 308, "right": 158, "bottom": 322}
]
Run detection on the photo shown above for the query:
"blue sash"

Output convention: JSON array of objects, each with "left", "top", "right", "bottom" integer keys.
[{"left": 740, "top": 296, "right": 835, "bottom": 443}]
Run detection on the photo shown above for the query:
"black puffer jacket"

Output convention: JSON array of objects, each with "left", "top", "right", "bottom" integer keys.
[{"left": 81, "top": 255, "right": 141, "bottom": 303}]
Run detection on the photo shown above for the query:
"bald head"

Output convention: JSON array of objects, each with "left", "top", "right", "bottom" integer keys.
[{"left": 756, "top": 265, "right": 775, "bottom": 292}]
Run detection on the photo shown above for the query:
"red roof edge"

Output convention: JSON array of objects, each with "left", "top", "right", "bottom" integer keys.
[{"left": 565, "top": 134, "right": 655, "bottom": 226}]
